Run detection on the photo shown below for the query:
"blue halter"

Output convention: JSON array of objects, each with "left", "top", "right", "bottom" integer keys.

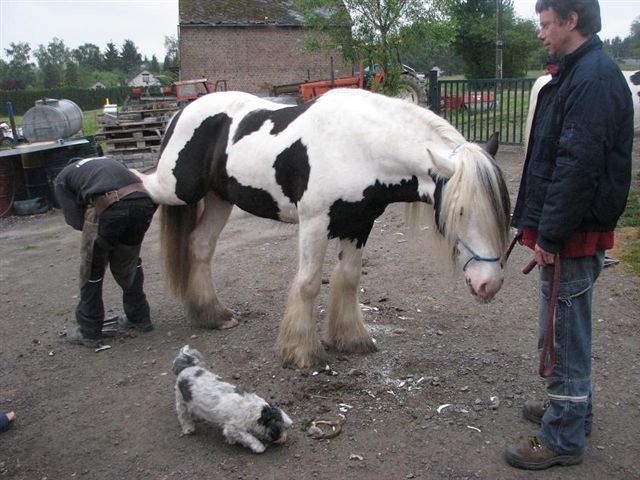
[
  {"left": 439, "top": 145, "right": 501, "bottom": 271},
  {"left": 454, "top": 236, "right": 502, "bottom": 271}
]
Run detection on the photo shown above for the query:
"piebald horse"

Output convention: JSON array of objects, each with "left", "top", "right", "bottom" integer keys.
[{"left": 134, "top": 89, "right": 511, "bottom": 368}]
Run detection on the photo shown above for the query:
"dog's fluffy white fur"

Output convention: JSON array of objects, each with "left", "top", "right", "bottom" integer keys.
[{"left": 172, "top": 345, "right": 293, "bottom": 453}]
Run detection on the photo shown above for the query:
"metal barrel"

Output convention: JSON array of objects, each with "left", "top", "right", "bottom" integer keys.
[{"left": 22, "top": 98, "right": 83, "bottom": 143}]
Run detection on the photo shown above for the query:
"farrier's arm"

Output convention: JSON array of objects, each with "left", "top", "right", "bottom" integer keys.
[{"left": 54, "top": 182, "right": 86, "bottom": 231}]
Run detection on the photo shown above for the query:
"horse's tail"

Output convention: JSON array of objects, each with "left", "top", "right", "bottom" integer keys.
[{"left": 160, "top": 203, "right": 201, "bottom": 299}]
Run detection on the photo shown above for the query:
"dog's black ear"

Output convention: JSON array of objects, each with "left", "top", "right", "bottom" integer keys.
[
  {"left": 172, "top": 354, "right": 196, "bottom": 375},
  {"left": 259, "top": 404, "right": 284, "bottom": 442},
  {"left": 173, "top": 346, "right": 207, "bottom": 375}
]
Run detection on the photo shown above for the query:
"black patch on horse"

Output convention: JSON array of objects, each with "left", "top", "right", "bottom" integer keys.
[
  {"left": 232, "top": 101, "right": 316, "bottom": 143},
  {"left": 226, "top": 178, "right": 280, "bottom": 220},
  {"left": 178, "top": 378, "right": 193, "bottom": 402},
  {"left": 328, "top": 177, "right": 421, "bottom": 248},
  {"left": 159, "top": 108, "right": 184, "bottom": 156},
  {"left": 194, "top": 369, "right": 205, "bottom": 377},
  {"left": 273, "top": 139, "right": 310, "bottom": 205},
  {"left": 433, "top": 177, "right": 448, "bottom": 235},
  {"left": 173, "top": 113, "right": 232, "bottom": 204},
  {"left": 630, "top": 71, "right": 640, "bottom": 86}
]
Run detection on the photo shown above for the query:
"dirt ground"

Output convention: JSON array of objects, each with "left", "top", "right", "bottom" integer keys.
[{"left": 1, "top": 145, "right": 639, "bottom": 480}]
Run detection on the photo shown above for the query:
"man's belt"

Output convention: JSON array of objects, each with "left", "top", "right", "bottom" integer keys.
[{"left": 93, "top": 183, "right": 148, "bottom": 215}]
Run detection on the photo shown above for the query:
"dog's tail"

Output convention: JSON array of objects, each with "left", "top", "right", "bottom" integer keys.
[{"left": 172, "top": 345, "right": 206, "bottom": 375}]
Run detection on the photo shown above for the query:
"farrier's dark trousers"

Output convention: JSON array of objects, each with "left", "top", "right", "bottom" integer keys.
[{"left": 76, "top": 197, "right": 156, "bottom": 339}]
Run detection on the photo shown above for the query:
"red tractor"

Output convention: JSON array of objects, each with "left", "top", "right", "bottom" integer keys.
[{"left": 299, "top": 62, "right": 426, "bottom": 105}]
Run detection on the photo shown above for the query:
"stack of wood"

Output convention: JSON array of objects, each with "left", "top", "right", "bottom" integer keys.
[{"left": 96, "top": 102, "right": 180, "bottom": 156}]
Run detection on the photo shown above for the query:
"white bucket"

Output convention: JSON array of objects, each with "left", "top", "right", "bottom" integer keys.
[{"left": 103, "top": 104, "right": 118, "bottom": 114}]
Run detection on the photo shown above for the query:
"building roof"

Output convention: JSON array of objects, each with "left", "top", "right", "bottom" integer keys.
[{"left": 179, "top": 0, "right": 306, "bottom": 27}]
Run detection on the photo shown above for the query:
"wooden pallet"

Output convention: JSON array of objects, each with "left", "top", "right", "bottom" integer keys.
[{"left": 97, "top": 116, "right": 168, "bottom": 155}]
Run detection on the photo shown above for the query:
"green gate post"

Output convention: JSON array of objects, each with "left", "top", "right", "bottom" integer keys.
[{"left": 428, "top": 69, "right": 440, "bottom": 114}]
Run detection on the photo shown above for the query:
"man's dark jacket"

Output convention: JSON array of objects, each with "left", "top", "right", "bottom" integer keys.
[{"left": 512, "top": 35, "right": 633, "bottom": 254}]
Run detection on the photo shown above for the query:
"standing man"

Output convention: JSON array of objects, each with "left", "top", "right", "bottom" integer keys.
[
  {"left": 55, "top": 157, "right": 158, "bottom": 348},
  {"left": 506, "top": 0, "right": 633, "bottom": 470}
]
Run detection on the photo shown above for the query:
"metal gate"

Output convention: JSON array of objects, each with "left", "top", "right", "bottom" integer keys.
[{"left": 428, "top": 70, "right": 536, "bottom": 145}]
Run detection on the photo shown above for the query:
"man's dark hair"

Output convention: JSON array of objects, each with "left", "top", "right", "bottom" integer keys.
[{"left": 535, "top": 0, "right": 601, "bottom": 36}]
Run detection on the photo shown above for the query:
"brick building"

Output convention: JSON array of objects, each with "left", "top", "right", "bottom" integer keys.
[{"left": 178, "top": 0, "right": 352, "bottom": 96}]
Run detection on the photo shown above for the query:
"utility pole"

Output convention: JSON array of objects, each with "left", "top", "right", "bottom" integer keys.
[{"left": 496, "top": 0, "right": 503, "bottom": 79}]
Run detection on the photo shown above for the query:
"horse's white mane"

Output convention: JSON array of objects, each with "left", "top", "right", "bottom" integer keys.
[
  {"left": 440, "top": 144, "right": 510, "bottom": 261},
  {"left": 407, "top": 140, "right": 510, "bottom": 267}
]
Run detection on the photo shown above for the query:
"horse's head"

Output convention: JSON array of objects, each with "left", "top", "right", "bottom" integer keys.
[{"left": 427, "top": 135, "right": 511, "bottom": 302}]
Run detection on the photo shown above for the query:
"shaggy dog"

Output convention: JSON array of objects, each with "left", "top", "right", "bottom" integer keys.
[{"left": 172, "top": 345, "right": 293, "bottom": 453}]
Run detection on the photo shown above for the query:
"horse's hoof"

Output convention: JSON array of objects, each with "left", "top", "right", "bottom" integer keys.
[
  {"left": 326, "top": 337, "right": 377, "bottom": 354},
  {"left": 217, "top": 317, "right": 239, "bottom": 330},
  {"left": 185, "top": 301, "right": 238, "bottom": 330},
  {"left": 279, "top": 349, "right": 327, "bottom": 370}
]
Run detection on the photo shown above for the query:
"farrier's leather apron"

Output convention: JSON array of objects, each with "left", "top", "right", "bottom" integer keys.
[
  {"left": 79, "top": 206, "right": 141, "bottom": 289},
  {"left": 79, "top": 206, "right": 99, "bottom": 288}
]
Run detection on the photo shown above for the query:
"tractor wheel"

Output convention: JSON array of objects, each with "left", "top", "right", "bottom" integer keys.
[{"left": 396, "top": 75, "right": 426, "bottom": 106}]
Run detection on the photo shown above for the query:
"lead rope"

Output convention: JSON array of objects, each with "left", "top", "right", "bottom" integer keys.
[
  {"left": 523, "top": 253, "right": 561, "bottom": 378},
  {"left": 505, "top": 232, "right": 559, "bottom": 378}
]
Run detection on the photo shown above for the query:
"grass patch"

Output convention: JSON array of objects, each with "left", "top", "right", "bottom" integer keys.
[{"left": 616, "top": 183, "right": 640, "bottom": 277}]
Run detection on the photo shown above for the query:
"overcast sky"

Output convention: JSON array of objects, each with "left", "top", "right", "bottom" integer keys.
[
  {"left": 511, "top": 0, "right": 638, "bottom": 40},
  {"left": 0, "top": 0, "right": 638, "bottom": 62},
  {"left": 0, "top": 0, "right": 178, "bottom": 61}
]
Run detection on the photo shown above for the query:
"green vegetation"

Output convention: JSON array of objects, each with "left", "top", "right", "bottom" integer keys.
[
  {"left": 0, "top": 37, "right": 178, "bottom": 91},
  {"left": 618, "top": 185, "right": 640, "bottom": 278}
]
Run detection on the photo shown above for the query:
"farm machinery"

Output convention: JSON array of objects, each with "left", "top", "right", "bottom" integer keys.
[
  {"left": 297, "top": 61, "right": 426, "bottom": 105},
  {"left": 128, "top": 78, "right": 228, "bottom": 108}
]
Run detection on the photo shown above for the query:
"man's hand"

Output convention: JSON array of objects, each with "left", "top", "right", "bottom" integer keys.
[{"left": 534, "top": 243, "right": 556, "bottom": 266}]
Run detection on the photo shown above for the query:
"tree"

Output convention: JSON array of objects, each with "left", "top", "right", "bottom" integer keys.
[
  {"left": 34, "top": 38, "right": 71, "bottom": 87},
  {"left": 65, "top": 61, "right": 79, "bottom": 87},
  {"left": 1, "top": 42, "right": 36, "bottom": 89},
  {"left": 120, "top": 39, "right": 142, "bottom": 73},
  {"left": 293, "top": 0, "right": 455, "bottom": 91},
  {"left": 162, "top": 35, "right": 180, "bottom": 80},
  {"left": 73, "top": 43, "right": 103, "bottom": 70},
  {"left": 149, "top": 54, "right": 160, "bottom": 73},
  {"left": 452, "top": 0, "right": 539, "bottom": 78},
  {"left": 627, "top": 16, "right": 640, "bottom": 58},
  {"left": 103, "top": 42, "right": 120, "bottom": 71},
  {"left": 41, "top": 62, "right": 61, "bottom": 88}
]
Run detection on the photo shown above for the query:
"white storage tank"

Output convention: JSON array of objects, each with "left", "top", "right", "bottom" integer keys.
[{"left": 22, "top": 98, "right": 83, "bottom": 143}]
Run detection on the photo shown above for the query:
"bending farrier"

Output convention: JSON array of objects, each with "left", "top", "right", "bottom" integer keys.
[{"left": 54, "top": 156, "right": 158, "bottom": 347}]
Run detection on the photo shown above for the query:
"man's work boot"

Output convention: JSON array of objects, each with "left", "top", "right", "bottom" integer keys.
[{"left": 505, "top": 435, "right": 583, "bottom": 470}]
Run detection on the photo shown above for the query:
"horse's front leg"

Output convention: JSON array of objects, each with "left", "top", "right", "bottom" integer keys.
[
  {"left": 277, "top": 218, "right": 329, "bottom": 369},
  {"left": 325, "top": 239, "right": 377, "bottom": 353},
  {"left": 186, "top": 192, "right": 238, "bottom": 330}
]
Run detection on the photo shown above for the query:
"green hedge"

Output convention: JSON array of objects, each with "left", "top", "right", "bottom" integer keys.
[{"left": 0, "top": 87, "right": 132, "bottom": 115}]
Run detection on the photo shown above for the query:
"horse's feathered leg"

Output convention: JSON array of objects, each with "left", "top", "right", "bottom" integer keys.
[
  {"left": 325, "top": 239, "right": 377, "bottom": 354},
  {"left": 184, "top": 191, "right": 237, "bottom": 330},
  {"left": 277, "top": 218, "right": 329, "bottom": 369}
]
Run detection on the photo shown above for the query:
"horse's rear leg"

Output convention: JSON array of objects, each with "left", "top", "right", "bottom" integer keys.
[
  {"left": 277, "top": 219, "right": 329, "bottom": 369},
  {"left": 325, "top": 239, "right": 376, "bottom": 353},
  {"left": 185, "top": 192, "right": 237, "bottom": 330}
]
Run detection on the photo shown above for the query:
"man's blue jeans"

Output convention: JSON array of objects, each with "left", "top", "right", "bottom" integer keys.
[{"left": 537, "top": 250, "right": 604, "bottom": 455}]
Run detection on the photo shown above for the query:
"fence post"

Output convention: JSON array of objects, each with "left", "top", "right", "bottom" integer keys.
[{"left": 428, "top": 69, "right": 440, "bottom": 114}]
